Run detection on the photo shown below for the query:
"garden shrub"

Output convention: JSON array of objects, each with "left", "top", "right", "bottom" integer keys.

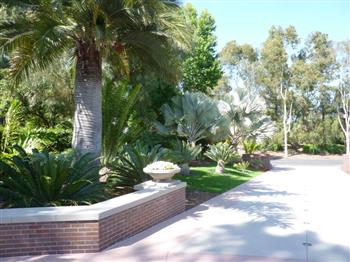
[
  {"left": 243, "top": 139, "right": 259, "bottom": 154},
  {"left": 107, "top": 142, "right": 164, "bottom": 191},
  {"left": 233, "top": 161, "right": 250, "bottom": 171},
  {"left": 162, "top": 140, "right": 202, "bottom": 175},
  {"left": 321, "top": 144, "right": 345, "bottom": 155},
  {"left": 0, "top": 146, "right": 105, "bottom": 208},
  {"left": 301, "top": 144, "right": 345, "bottom": 155},
  {"left": 302, "top": 144, "right": 322, "bottom": 154},
  {"left": 205, "top": 142, "right": 239, "bottom": 174}
]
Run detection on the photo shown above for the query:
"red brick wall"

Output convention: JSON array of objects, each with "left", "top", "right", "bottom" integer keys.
[
  {"left": 0, "top": 187, "right": 186, "bottom": 258},
  {"left": 99, "top": 186, "right": 186, "bottom": 250}
]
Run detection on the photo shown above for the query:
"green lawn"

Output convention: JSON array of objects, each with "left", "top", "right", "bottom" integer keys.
[{"left": 174, "top": 165, "right": 260, "bottom": 193}]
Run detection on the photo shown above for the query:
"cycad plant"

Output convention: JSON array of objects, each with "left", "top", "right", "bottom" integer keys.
[
  {"left": 0, "top": 100, "right": 22, "bottom": 152},
  {"left": 107, "top": 142, "right": 163, "bottom": 191},
  {"left": 205, "top": 142, "right": 238, "bottom": 174},
  {"left": 243, "top": 139, "right": 259, "bottom": 155},
  {"left": 0, "top": 0, "right": 189, "bottom": 157},
  {"left": 102, "top": 77, "right": 142, "bottom": 164},
  {"left": 162, "top": 140, "right": 202, "bottom": 175},
  {"left": 0, "top": 147, "right": 105, "bottom": 207}
]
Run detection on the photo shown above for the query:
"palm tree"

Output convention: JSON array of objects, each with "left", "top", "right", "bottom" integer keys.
[
  {"left": 0, "top": 0, "right": 189, "bottom": 157},
  {"left": 218, "top": 88, "right": 274, "bottom": 147},
  {"left": 154, "top": 92, "right": 227, "bottom": 146}
]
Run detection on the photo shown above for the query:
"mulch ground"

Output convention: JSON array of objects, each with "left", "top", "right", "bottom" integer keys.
[{"left": 185, "top": 189, "right": 220, "bottom": 210}]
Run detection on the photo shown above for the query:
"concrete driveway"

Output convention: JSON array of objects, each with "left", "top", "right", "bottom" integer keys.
[{"left": 5, "top": 161, "right": 350, "bottom": 262}]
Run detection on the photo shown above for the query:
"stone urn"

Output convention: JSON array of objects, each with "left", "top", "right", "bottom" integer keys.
[
  {"left": 242, "top": 153, "right": 272, "bottom": 171},
  {"left": 143, "top": 161, "right": 181, "bottom": 182},
  {"left": 341, "top": 154, "right": 350, "bottom": 174}
]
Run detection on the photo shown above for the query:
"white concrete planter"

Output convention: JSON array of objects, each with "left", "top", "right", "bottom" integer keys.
[
  {"left": 143, "top": 161, "right": 181, "bottom": 182},
  {"left": 143, "top": 167, "right": 181, "bottom": 182}
]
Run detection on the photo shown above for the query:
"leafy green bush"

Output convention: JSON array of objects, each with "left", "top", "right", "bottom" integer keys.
[
  {"left": 243, "top": 139, "right": 259, "bottom": 154},
  {"left": 233, "top": 161, "right": 250, "bottom": 171},
  {"left": 302, "top": 144, "right": 322, "bottom": 154},
  {"left": 0, "top": 147, "right": 105, "bottom": 208},
  {"left": 302, "top": 143, "right": 345, "bottom": 155},
  {"left": 205, "top": 142, "right": 238, "bottom": 174},
  {"left": 321, "top": 144, "right": 345, "bottom": 155}
]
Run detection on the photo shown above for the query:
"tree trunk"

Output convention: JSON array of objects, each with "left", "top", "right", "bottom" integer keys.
[
  {"left": 72, "top": 42, "right": 102, "bottom": 158},
  {"left": 346, "top": 123, "right": 350, "bottom": 155},
  {"left": 181, "top": 163, "right": 190, "bottom": 176},
  {"left": 215, "top": 160, "right": 225, "bottom": 174},
  {"left": 283, "top": 99, "right": 288, "bottom": 158}
]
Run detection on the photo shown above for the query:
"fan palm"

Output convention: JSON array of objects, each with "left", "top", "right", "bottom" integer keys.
[
  {"left": 0, "top": 0, "right": 189, "bottom": 157},
  {"left": 219, "top": 88, "right": 274, "bottom": 147},
  {"left": 155, "top": 92, "right": 226, "bottom": 145}
]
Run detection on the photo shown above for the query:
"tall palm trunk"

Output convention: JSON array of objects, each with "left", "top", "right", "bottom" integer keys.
[{"left": 72, "top": 42, "right": 102, "bottom": 158}]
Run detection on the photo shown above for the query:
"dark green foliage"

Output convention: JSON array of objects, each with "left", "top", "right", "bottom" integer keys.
[
  {"left": 321, "top": 144, "right": 345, "bottom": 155},
  {"left": 270, "top": 143, "right": 284, "bottom": 152},
  {"left": 302, "top": 144, "right": 322, "bottom": 155},
  {"left": 131, "top": 74, "right": 180, "bottom": 122},
  {"left": 302, "top": 144, "right": 345, "bottom": 155},
  {"left": 102, "top": 78, "right": 142, "bottom": 164},
  {"left": 162, "top": 140, "right": 202, "bottom": 164},
  {"left": 0, "top": 147, "right": 105, "bottom": 208},
  {"left": 19, "top": 127, "right": 72, "bottom": 152},
  {"left": 107, "top": 142, "right": 164, "bottom": 190},
  {"left": 182, "top": 4, "right": 222, "bottom": 93}
]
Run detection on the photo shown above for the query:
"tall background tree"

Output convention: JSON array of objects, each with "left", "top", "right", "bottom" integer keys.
[
  {"left": 0, "top": 0, "right": 189, "bottom": 157},
  {"left": 258, "top": 26, "right": 299, "bottom": 157},
  {"left": 336, "top": 41, "right": 350, "bottom": 153},
  {"left": 181, "top": 4, "right": 222, "bottom": 94}
]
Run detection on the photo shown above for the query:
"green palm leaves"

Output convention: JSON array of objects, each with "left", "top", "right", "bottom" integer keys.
[
  {"left": 155, "top": 92, "right": 226, "bottom": 145},
  {"left": 220, "top": 88, "right": 274, "bottom": 146},
  {"left": 0, "top": 0, "right": 189, "bottom": 82},
  {"left": 205, "top": 142, "right": 238, "bottom": 174},
  {"left": 102, "top": 77, "right": 142, "bottom": 164},
  {"left": 0, "top": 147, "right": 105, "bottom": 207}
]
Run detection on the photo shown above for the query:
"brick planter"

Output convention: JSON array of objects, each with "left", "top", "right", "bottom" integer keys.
[
  {"left": 242, "top": 153, "right": 272, "bottom": 171},
  {"left": 0, "top": 180, "right": 186, "bottom": 258}
]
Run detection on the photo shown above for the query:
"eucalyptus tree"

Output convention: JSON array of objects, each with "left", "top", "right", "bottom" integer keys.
[
  {"left": 0, "top": 0, "right": 189, "bottom": 157},
  {"left": 289, "top": 32, "right": 339, "bottom": 146},
  {"left": 259, "top": 26, "right": 299, "bottom": 157},
  {"left": 336, "top": 41, "right": 350, "bottom": 153}
]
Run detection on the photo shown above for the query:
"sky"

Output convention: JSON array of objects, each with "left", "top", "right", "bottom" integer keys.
[{"left": 184, "top": 0, "right": 350, "bottom": 51}]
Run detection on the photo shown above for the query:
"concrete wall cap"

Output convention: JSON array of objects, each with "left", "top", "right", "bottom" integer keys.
[{"left": 0, "top": 180, "right": 186, "bottom": 224}]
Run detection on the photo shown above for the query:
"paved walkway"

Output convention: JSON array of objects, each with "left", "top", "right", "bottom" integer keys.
[{"left": 5, "top": 161, "right": 350, "bottom": 262}]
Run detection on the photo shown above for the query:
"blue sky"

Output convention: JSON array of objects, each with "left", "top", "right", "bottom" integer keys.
[{"left": 184, "top": 0, "right": 350, "bottom": 51}]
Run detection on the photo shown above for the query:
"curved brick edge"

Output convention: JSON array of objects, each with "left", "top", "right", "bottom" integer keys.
[{"left": 0, "top": 181, "right": 186, "bottom": 258}]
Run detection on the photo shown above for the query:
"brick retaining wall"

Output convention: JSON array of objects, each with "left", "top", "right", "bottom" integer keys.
[{"left": 0, "top": 181, "right": 186, "bottom": 258}]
